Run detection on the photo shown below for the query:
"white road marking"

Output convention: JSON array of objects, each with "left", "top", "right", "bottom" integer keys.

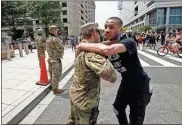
[
  {"left": 145, "top": 49, "right": 182, "bottom": 63},
  {"left": 139, "top": 59, "right": 151, "bottom": 66},
  {"left": 138, "top": 50, "right": 177, "bottom": 67}
]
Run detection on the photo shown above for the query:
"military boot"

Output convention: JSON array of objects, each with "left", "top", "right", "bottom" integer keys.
[{"left": 52, "top": 88, "right": 65, "bottom": 94}]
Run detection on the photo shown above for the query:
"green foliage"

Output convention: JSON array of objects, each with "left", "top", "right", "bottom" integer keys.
[
  {"left": 122, "top": 27, "right": 129, "bottom": 32},
  {"left": 2, "top": 1, "right": 28, "bottom": 38},
  {"left": 2, "top": 1, "right": 63, "bottom": 37},
  {"left": 1, "top": 1, "right": 26, "bottom": 25},
  {"left": 139, "top": 25, "right": 152, "bottom": 32},
  {"left": 27, "top": 1, "right": 62, "bottom": 36}
]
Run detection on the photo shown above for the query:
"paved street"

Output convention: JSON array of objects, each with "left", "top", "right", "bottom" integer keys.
[{"left": 19, "top": 47, "right": 182, "bottom": 124}]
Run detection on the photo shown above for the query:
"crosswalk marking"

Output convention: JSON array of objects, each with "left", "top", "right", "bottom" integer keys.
[
  {"left": 139, "top": 59, "right": 151, "bottom": 66},
  {"left": 145, "top": 49, "right": 182, "bottom": 63},
  {"left": 138, "top": 50, "right": 177, "bottom": 67}
]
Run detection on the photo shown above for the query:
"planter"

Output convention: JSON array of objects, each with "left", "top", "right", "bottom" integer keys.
[{"left": 1, "top": 50, "right": 15, "bottom": 59}]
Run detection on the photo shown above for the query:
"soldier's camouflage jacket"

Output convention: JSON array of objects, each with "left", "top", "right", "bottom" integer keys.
[
  {"left": 46, "top": 34, "right": 64, "bottom": 60},
  {"left": 35, "top": 36, "right": 46, "bottom": 51},
  {"left": 70, "top": 40, "right": 117, "bottom": 111}
]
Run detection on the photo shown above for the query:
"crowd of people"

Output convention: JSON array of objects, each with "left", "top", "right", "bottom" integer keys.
[{"left": 119, "top": 31, "right": 182, "bottom": 51}]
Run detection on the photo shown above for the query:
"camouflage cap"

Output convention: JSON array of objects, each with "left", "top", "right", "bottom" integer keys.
[
  {"left": 80, "top": 22, "right": 98, "bottom": 36},
  {"left": 36, "top": 29, "right": 44, "bottom": 35},
  {"left": 49, "top": 25, "right": 57, "bottom": 32}
]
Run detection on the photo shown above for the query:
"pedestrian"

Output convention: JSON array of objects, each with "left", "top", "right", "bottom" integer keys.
[
  {"left": 161, "top": 31, "right": 165, "bottom": 45},
  {"left": 35, "top": 29, "right": 46, "bottom": 68},
  {"left": 46, "top": 25, "right": 65, "bottom": 94},
  {"left": 171, "top": 31, "right": 182, "bottom": 51},
  {"left": 71, "top": 36, "right": 76, "bottom": 51},
  {"left": 149, "top": 33, "right": 156, "bottom": 49},
  {"left": 68, "top": 22, "right": 117, "bottom": 125},
  {"left": 131, "top": 33, "right": 137, "bottom": 46},
  {"left": 27, "top": 36, "right": 33, "bottom": 53},
  {"left": 76, "top": 17, "right": 152, "bottom": 125},
  {"left": 137, "top": 34, "right": 144, "bottom": 50}
]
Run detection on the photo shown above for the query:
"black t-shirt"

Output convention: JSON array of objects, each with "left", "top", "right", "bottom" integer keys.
[{"left": 108, "top": 38, "right": 150, "bottom": 92}]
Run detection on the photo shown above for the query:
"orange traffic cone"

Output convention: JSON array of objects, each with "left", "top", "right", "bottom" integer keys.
[{"left": 36, "top": 55, "right": 50, "bottom": 86}]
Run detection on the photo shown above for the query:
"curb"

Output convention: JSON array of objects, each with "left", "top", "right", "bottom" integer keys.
[{"left": 4, "top": 63, "right": 74, "bottom": 125}]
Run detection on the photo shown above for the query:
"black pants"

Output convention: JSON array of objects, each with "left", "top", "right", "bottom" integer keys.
[
  {"left": 113, "top": 82, "right": 150, "bottom": 125},
  {"left": 161, "top": 40, "right": 165, "bottom": 45},
  {"left": 28, "top": 45, "right": 33, "bottom": 52}
]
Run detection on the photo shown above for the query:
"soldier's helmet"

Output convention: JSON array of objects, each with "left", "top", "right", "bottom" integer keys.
[
  {"left": 36, "top": 29, "right": 44, "bottom": 36},
  {"left": 80, "top": 22, "right": 98, "bottom": 36}
]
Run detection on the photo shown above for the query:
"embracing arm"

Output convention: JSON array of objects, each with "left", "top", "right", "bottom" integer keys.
[
  {"left": 85, "top": 53, "right": 117, "bottom": 83},
  {"left": 78, "top": 43, "right": 126, "bottom": 56}
]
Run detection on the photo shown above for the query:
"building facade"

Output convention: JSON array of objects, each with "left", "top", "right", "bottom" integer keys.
[
  {"left": 118, "top": 1, "right": 182, "bottom": 33},
  {"left": 60, "top": 0, "right": 95, "bottom": 36}
]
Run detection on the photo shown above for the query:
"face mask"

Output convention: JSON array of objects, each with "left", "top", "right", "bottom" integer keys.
[{"left": 110, "top": 33, "right": 120, "bottom": 41}]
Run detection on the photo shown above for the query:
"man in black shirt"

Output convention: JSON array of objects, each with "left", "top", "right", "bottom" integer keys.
[{"left": 76, "top": 17, "right": 151, "bottom": 125}]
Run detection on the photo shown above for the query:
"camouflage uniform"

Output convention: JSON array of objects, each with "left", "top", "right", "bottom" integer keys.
[
  {"left": 68, "top": 23, "right": 117, "bottom": 125},
  {"left": 35, "top": 29, "right": 46, "bottom": 68},
  {"left": 46, "top": 25, "right": 64, "bottom": 92}
]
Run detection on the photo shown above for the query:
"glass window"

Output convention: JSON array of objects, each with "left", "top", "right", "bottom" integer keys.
[
  {"left": 63, "top": 10, "right": 67, "bottom": 15},
  {"left": 170, "top": 9, "right": 175, "bottom": 15},
  {"left": 157, "top": 9, "right": 165, "bottom": 15},
  {"left": 170, "top": 16, "right": 175, "bottom": 24},
  {"left": 170, "top": 8, "right": 182, "bottom": 15},
  {"left": 176, "top": 16, "right": 181, "bottom": 24},
  {"left": 176, "top": 8, "right": 181, "bottom": 15},
  {"left": 63, "top": 18, "right": 68, "bottom": 23},
  {"left": 64, "top": 26, "right": 68, "bottom": 30},
  {"left": 62, "top": 2, "right": 67, "bottom": 7},
  {"left": 170, "top": 15, "right": 182, "bottom": 24},
  {"left": 36, "top": 20, "right": 39, "bottom": 24}
]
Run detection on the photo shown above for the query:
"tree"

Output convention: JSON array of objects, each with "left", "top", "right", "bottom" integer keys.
[
  {"left": 139, "top": 25, "right": 152, "bottom": 33},
  {"left": 122, "top": 27, "right": 129, "bottom": 32},
  {"left": 27, "top": 1, "right": 62, "bottom": 36},
  {"left": 2, "top": 1, "right": 27, "bottom": 39}
]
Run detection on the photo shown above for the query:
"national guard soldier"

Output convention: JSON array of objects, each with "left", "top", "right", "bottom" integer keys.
[
  {"left": 46, "top": 25, "right": 65, "bottom": 94},
  {"left": 68, "top": 23, "right": 117, "bottom": 125},
  {"left": 35, "top": 29, "right": 46, "bottom": 68}
]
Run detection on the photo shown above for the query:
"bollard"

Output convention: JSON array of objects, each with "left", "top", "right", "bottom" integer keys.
[
  {"left": 25, "top": 42, "right": 29, "bottom": 54},
  {"left": 24, "top": 42, "right": 29, "bottom": 55},
  {"left": 18, "top": 43, "right": 23, "bottom": 57},
  {"left": 23, "top": 43, "right": 26, "bottom": 53},
  {"left": 6, "top": 37, "right": 11, "bottom": 60}
]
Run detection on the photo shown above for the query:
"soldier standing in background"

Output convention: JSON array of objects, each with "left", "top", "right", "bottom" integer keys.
[
  {"left": 46, "top": 25, "right": 65, "bottom": 94},
  {"left": 35, "top": 29, "right": 46, "bottom": 68},
  {"left": 68, "top": 23, "right": 117, "bottom": 125}
]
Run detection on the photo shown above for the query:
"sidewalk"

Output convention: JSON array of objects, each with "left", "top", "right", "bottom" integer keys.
[{"left": 2, "top": 48, "right": 75, "bottom": 124}]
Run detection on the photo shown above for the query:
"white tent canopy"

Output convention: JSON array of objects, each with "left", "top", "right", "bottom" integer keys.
[{"left": 125, "top": 29, "right": 133, "bottom": 33}]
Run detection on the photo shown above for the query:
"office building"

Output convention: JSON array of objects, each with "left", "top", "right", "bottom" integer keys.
[
  {"left": 61, "top": 0, "right": 95, "bottom": 36},
  {"left": 118, "top": 1, "right": 182, "bottom": 33}
]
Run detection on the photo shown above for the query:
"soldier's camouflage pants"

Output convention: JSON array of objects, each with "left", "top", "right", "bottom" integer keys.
[
  {"left": 48, "top": 59, "right": 62, "bottom": 90},
  {"left": 37, "top": 49, "right": 45, "bottom": 68},
  {"left": 67, "top": 102, "right": 99, "bottom": 125}
]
